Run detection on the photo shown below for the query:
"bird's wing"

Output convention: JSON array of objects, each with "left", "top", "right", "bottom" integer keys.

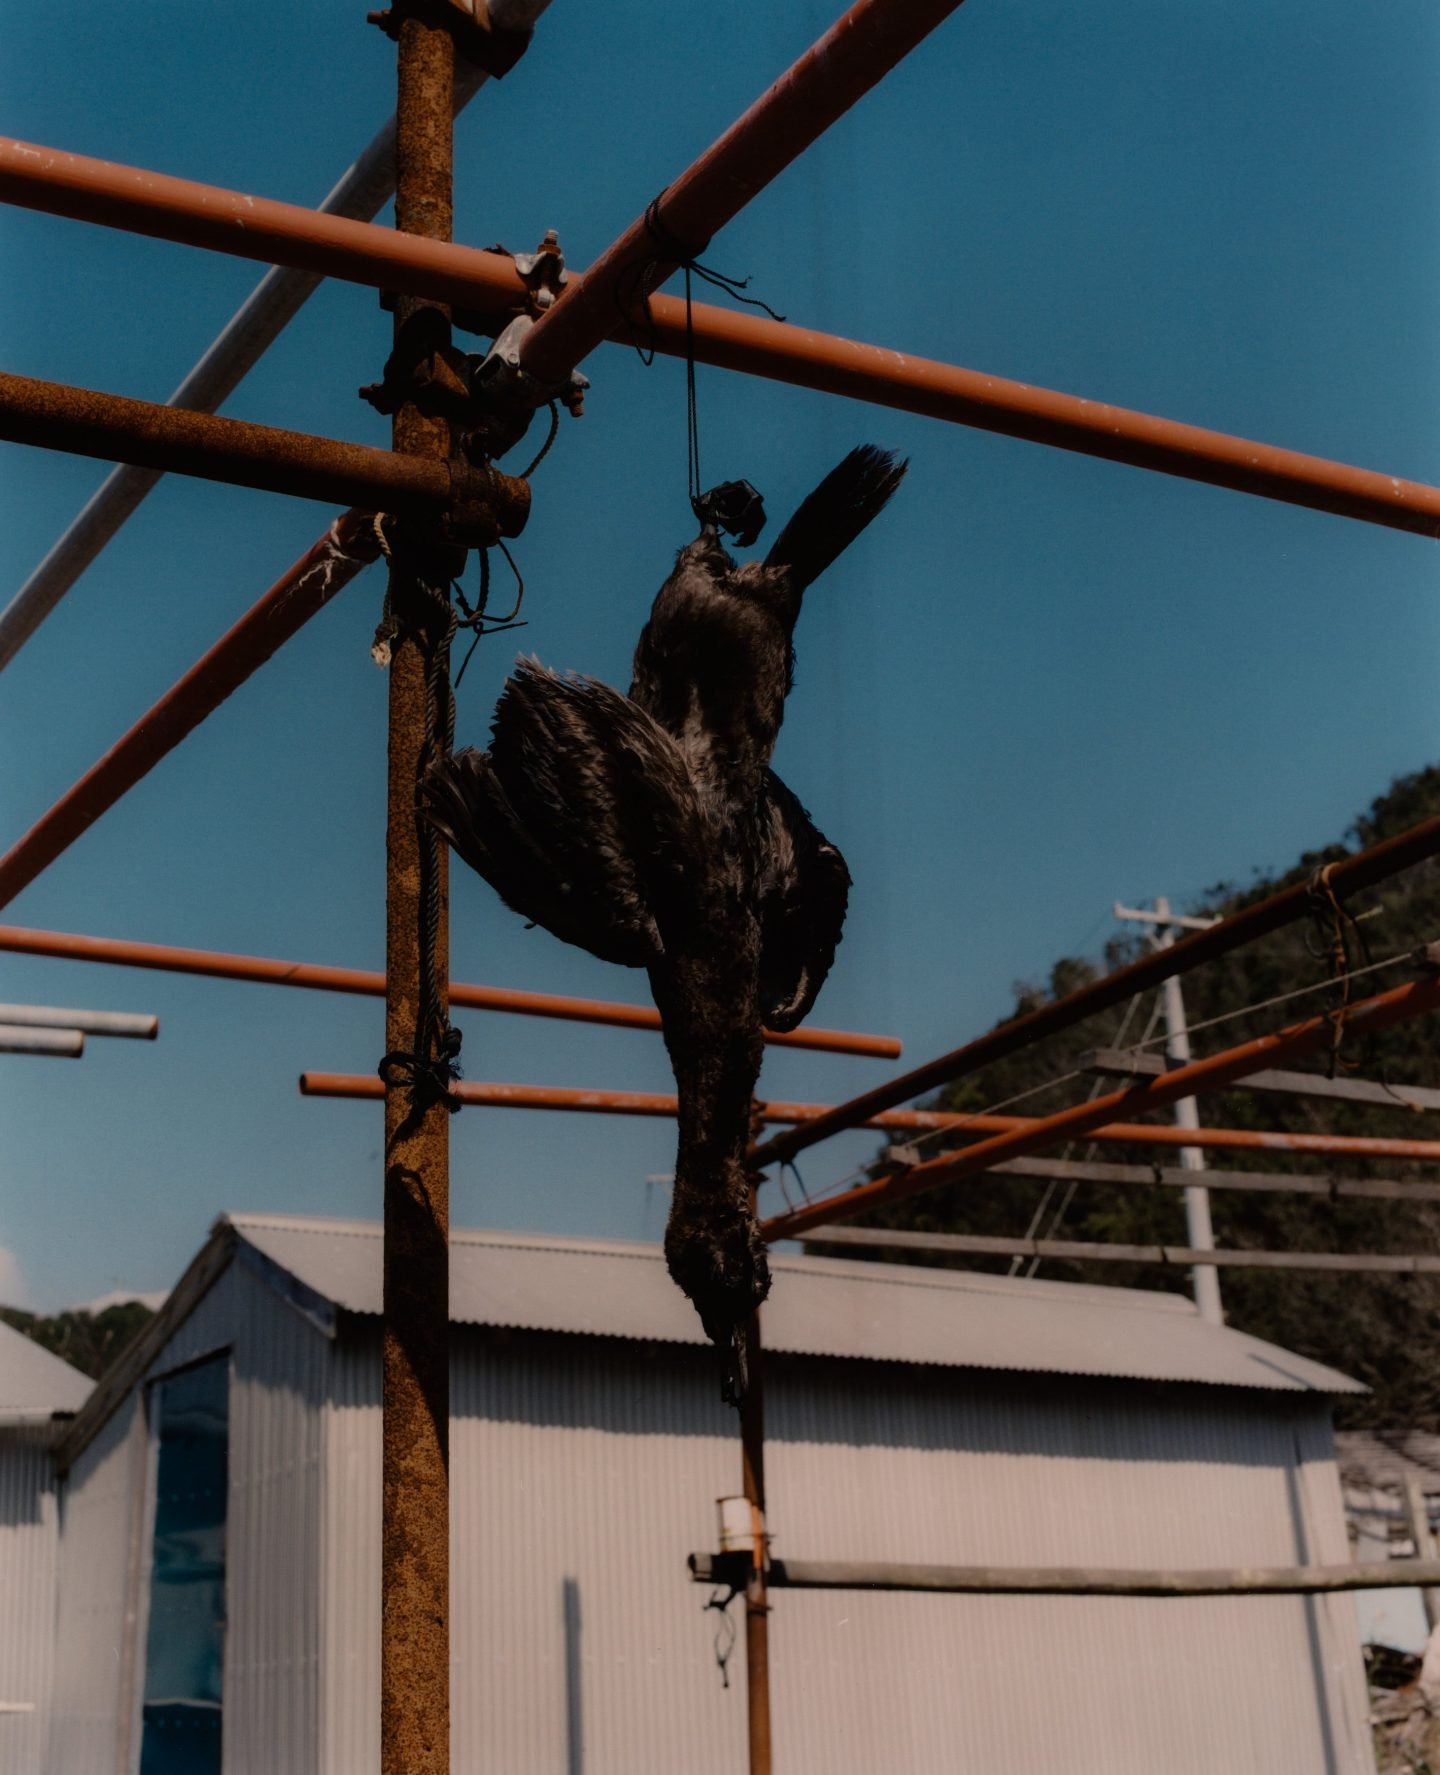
[
  {"left": 755, "top": 771, "right": 851, "bottom": 1031},
  {"left": 422, "top": 659, "right": 700, "bottom": 968}
]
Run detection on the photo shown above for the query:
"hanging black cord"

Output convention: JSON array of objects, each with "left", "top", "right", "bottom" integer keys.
[
  {"left": 377, "top": 566, "right": 465, "bottom": 1115},
  {"left": 612, "top": 194, "right": 782, "bottom": 539}
]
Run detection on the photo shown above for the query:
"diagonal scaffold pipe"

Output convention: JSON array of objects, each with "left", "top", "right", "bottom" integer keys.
[
  {"left": 0, "top": 0, "right": 553, "bottom": 674},
  {"left": 4, "top": 136, "right": 1439, "bottom": 538},
  {"left": 750, "top": 847, "right": 1440, "bottom": 1173},
  {"left": 761, "top": 969, "right": 1440, "bottom": 1241},
  {"left": 512, "top": 0, "right": 970, "bottom": 387}
]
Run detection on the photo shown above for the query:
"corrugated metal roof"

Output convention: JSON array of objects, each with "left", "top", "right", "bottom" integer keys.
[
  {"left": 1336, "top": 1430, "right": 1440, "bottom": 1492},
  {"left": 225, "top": 1213, "right": 1363, "bottom": 1394},
  {"left": 0, "top": 1317, "right": 91, "bottom": 1424}
]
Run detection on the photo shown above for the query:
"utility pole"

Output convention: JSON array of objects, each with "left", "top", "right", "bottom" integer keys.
[{"left": 1114, "top": 897, "right": 1224, "bottom": 1324}]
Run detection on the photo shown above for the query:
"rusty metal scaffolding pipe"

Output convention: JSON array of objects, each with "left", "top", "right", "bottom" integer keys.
[
  {"left": 514, "top": 0, "right": 967, "bottom": 386},
  {"left": 752, "top": 826, "right": 1440, "bottom": 1172},
  {"left": 0, "top": 925, "right": 900, "bottom": 1058},
  {"left": 381, "top": 18, "right": 454, "bottom": 1775},
  {"left": 762, "top": 971, "right": 1440, "bottom": 1241},
  {"left": 0, "top": 515, "right": 379, "bottom": 911},
  {"left": 0, "top": 372, "right": 514, "bottom": 517},
  {"left": 5, "top": 138, "right": 1440, "bottom": 538},
  {"left": 0, "top": 136, "right": 529, "bottom": 310},
  {"left": 293, "top": 1075, "right": 1440, "bottom": 1162},
  {"left": 0, "top": 37, "right": 535, "bottom": 674}
]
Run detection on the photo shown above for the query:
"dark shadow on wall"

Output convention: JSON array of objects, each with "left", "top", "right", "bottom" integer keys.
[{"left": 563, "top": 1575, "right": 583, "bottom": 1775}]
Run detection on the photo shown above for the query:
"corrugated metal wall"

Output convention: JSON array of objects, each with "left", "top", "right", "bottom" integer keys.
[
  {"left": 44, "top": 1264, "right": 1375, "bottom": 1775},
  {"left": 318, "top": 1329, "right": 1373, "bottom": 1775},
  {"left": 766, "top": 1360, "right": 1372, "bottom": 1775},
  {"left": 46, "top": 1259, "right": 327, "bottom": 1775},
  {"left": 47, "top": 1400, "right": 147, "bottom": 1774},
  {"left": 0, "top": 1432, "right": 62, "bottom": 1775},
  {"left": 320, "top": 1328, "right": 743, "bottom": 1775}
]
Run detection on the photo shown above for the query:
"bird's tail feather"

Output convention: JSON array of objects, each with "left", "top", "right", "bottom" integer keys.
[{"left": 763, "top": 444, "right": 907, "bottom": 596}]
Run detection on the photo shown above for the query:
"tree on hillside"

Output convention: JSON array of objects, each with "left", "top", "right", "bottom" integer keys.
[
  {"left": 1, "top": 1301, "right": 155, "bottom": 1381},
  {"left": 809, "top": 765, "right": 1440, "bottom": 1430}
]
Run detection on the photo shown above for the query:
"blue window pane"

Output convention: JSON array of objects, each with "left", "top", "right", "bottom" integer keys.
[{"left": 139, "top": 1358, "right": 227, "bottom": 1775}]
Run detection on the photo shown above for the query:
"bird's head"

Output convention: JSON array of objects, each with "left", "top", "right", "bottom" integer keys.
[{"left": 665, "top": 1204, "right": 771, "bottom": 1406}]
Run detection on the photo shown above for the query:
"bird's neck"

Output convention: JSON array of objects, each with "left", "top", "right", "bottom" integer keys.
[{"left": 650, "top": 942, "right": 764, "bottom": 1194}]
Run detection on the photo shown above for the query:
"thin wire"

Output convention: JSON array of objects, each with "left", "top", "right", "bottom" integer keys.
[
  {"left": 789, "top": 944, "right": 1424, "bottom": 1228},
  {"left": 1124, "top": 948, "right": 1413, "bottom": 1053},
  {"left": 1023, "top": 989, "right": 1166, "bottom": 1277},
  {"left": 1011, "top": 987, "right": 1152, "bottom": 1276},
  {"left": 783, "top": 1062, "right": 1094, "bottom": 1217}
]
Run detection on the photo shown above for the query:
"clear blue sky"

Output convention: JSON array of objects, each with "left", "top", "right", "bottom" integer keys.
[{"left": 2, "top": 0, "right": 1437, "bottom": 1311}]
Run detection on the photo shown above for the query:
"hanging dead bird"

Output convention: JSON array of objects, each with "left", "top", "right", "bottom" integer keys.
[{"left": 423, "top": 445, "right": 907, "bottom": 1401}]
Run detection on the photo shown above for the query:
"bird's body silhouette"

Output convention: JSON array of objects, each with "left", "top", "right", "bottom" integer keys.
[{"left": 424, "top": 445, "right": 906, "bottom": 1399}]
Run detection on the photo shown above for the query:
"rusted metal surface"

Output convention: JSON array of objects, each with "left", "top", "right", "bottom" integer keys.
[
  {"left": 753, "top": 818, "right": 1440, "bottom": 1172},
  {"left": 0, "top": 41, "right": 532, "bottom": 675},
  {"left": 0, "top": 926, "right": 899, "bottom": 1057},
  {"left": 740, "top": 1305, "right": 771, "bottom": 1775},
  {"left": 0, "top": 134, "right": 528, "bottom": 311},
  {"left": 515, "top": 0, "right": 968, "bottom": 385},
  {"left": 0, "top": 372, "right": 530, "bottom": 530},
  {"left": 382, "top": 19, "right": 455, "bottom": 1775},
  {"left": 641, "top": 294, "right": 1440, "bottom": 540},
  {"left": 763, "top": 971, "right": 1440, "bottom": 1241},
  {"left": 296, "top": 1074, "right": 1440, "bottom": 1162},
  {"left": 0, "top": 513, "right": 379, "bottom": 911},
  {"left": 7, "top": 139, "right": 1440, "bottom": 536}
]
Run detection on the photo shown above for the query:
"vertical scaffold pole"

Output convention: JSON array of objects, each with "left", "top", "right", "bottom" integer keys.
[
  {"left": 383, "top": 15, "right": 455, "bottom": 1775},
  {"left": 741, "top": 1306, "right": 773, "bottom": 1774}
]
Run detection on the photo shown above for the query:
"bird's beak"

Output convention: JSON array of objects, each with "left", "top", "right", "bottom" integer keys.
[{"left": 720, "top": 1323, "right": 749, "bottom": 1409}]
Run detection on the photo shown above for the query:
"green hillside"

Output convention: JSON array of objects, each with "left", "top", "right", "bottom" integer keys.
[
  {"left": 1, "top": 1300, "right": 155, "bottom": 1380},
  {"left": 812, "top": 765, "right": 1440, "bottom": 1430}
]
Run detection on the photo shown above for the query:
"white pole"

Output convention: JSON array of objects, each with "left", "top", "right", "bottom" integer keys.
[
  {"left": 1149, "top": 898, "right": 1223, "bottom": 1323},
  {"left": 1112, "top": 897, "right": 1224, "bottom": 1324},
  {"left": 0, "top": 1024, "right": 83, "bottom": 1057},
  {"left": 0, "top": 1004, "right": 157, "bottom": 1038}
]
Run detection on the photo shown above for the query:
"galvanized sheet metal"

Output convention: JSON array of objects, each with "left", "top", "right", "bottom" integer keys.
[
  {"left": 313, "top": 1330, "right": 1371, "bottom": 1774},
  {"left": 45, "top": 1260, "right": 325, "bottom": 1775},
  {"left": 0, "top": 1318, "right": 89, "bottom": 1423},
  {"left": 228, "top": 1213, "right": 1363, "bottom": 1393},
  {"left": 45, "top": 1224, "right": 1375, "bottom": 1774},
  {"left": 0, "top": 1433, "right": 62, "bottom": 1775}
]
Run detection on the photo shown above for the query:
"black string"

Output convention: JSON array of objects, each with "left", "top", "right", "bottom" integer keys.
[
  {"left": 516, "top": 400, "right": 560, "bottom": 480},
  {"left": 614, "top": 193, "right": 785, "bottom": 521},
  {"left": 704, "top": 1588, "right": 739, "bottom": 1689},
  {"left": 452, "top": 541, "right": 528, "bottom": 691},
  {"left": 1305, "top": 864, "right": 1376, "bottom": 1078},
  {"left": 375, "top": 571, "right": 465, "bottom": 1115}
]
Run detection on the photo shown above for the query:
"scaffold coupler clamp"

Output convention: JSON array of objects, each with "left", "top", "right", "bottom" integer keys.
[
  {"left": 465, "top": 313, "right": 588, "bottom": 457},
  {"left": 445, "top": 231, "right": 583, "bottom": 457},
  {"left": 366, "top": 0, "right": 534, "bottom": 77},
  {"left": 442, "top": 459, "right": 532, "bottom": 549}
]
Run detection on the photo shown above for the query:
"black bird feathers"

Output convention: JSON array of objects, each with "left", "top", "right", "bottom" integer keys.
[{"left": 423, "top": 445, "right": 907, "bottom": 1400}]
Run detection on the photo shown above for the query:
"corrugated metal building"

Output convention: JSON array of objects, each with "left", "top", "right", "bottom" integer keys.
[
  {"left": 46, "top": 1212, "right": 1375, "bottom": 1773},
  {"left": 1, "top": 1317, "right": 90, "bottom": 1775},
  {"left": 1337, "top": 1430, "right": 1440, "bottom": 1654}
]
